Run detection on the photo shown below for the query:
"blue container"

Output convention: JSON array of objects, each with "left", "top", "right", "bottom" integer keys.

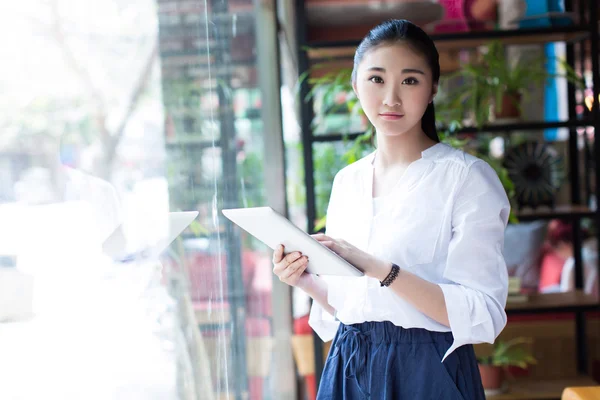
[{"left": 519, "top": 0, "right": 572, "bottom": 28}]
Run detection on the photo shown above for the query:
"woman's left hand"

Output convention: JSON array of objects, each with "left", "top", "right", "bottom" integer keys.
[{"left": 311, "top": 233, "right": 389, "bottom": 280}]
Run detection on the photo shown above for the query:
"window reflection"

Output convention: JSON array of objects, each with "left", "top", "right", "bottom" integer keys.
[{"left": 0, "top": 1, "right": 292, "bottom": 399}]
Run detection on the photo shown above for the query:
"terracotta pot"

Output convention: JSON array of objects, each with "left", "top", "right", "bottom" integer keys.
[
  {"left": 478, "top": 364, "right": 504, "bottom": 390},
  {"left": 495, "top": 92, "right": 521, "bottom": 119},
  {"left": 469, "top": 0, "right": 497, "bottom": 21}
]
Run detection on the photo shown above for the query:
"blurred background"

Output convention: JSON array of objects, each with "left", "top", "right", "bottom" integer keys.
[{"left": 0, "top": 0, "right": 599, "bottom": 399}]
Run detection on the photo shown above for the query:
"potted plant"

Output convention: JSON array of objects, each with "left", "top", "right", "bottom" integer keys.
[
  {"left": 477, "top": 337, "right": 537, "bottom": 394},
  {"left": 442, "top": 40, "right": 583, "bottom": 127}
]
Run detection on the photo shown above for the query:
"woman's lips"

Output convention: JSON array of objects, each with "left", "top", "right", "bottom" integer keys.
[{"left": 379, "top": 113, "right": 404, "bottom": 121}]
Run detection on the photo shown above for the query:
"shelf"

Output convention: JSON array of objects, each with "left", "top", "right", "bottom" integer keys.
[
  {"left": 306, "top": 26, "right": 590, "bottom": 75},
  {"left": 433, "top": 26, "right": 590, "bottom": 51},
  {"left": 516, "top": 205, "right": 596, "bottom": 221},
  {"left": 506, "top": 290, "right": 599, "bottom": 315},
  {"left": 487, "top": 375, "right": 597, "bottom": 399},
  {"left": 458, "top": 120, "right": 595, "bottom": 133},
  {"left": 310, "top": 120, "right": 595, "bottom": 143},
  {"left": 307, "top": 25, "right": 590, "bottom": 52}
]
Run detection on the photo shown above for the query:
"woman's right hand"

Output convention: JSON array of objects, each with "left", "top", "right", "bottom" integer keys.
[{"left": 272, "top": 244, "right": 313, "bottom": 289}]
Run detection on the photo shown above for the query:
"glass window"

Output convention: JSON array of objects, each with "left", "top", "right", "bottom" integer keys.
[{"left": 0, "top": 1, "right": 294, "bottom": 399}]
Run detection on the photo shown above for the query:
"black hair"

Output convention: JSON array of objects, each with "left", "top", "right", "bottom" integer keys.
[{"left": 352, "top": 19, "right": 440, "bottom": 143}]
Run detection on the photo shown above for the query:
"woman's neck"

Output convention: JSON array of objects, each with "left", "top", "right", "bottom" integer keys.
[{"left": 374, "top": 128, "right": 436, "bottom": 169}]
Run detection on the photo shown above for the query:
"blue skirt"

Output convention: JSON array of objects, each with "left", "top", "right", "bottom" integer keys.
[{"left": 317, "top": 321, "right": 486, "bottom": 400}]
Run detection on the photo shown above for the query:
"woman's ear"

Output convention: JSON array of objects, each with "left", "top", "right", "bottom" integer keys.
[
  {"left": 352, "top": 81, "right": 359, "bottom": 99},
  {"left": 430, "top": 83, "right": 438, "bottom": 103}
]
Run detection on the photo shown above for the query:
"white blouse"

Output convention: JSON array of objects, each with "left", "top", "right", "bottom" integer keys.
[{"left": 308, "top": 142, "right": 510, "bottom": 361}]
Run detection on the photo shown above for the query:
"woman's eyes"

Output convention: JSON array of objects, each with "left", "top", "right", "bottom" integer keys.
[{"left": 367, "top": 76, "right": 419, "bottom": 85}]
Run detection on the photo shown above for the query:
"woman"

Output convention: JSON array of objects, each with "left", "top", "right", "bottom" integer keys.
[{"left": 273, "top": 19, "right": 509, "bottom": 399}]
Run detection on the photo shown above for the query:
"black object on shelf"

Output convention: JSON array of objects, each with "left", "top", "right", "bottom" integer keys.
[{"left": 504, "top": 141, "right": 565, "bottom": 209}]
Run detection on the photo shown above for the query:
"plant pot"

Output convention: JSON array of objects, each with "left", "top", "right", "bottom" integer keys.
[
  {"left": 494, "top": 92, "right": 522, "bottom": 120},
  {"left": 478, "top": 364, "right": 504, "bottom": 391}
]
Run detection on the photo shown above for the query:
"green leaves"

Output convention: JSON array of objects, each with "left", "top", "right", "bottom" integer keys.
[
  {"left": 439, "top": 40, "right": 583, "bottom": 128},
  {"left": 478, "top": 337, "right": 537, "bottom": 368}
]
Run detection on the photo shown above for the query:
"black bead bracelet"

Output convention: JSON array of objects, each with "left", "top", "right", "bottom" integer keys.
[{"left": 380, "top": 263, "right": 400, "bottom": 287}]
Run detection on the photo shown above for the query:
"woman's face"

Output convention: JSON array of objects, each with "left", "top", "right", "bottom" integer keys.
[{"left": 353, "top": 42, "right": 436, "bottom": 138}]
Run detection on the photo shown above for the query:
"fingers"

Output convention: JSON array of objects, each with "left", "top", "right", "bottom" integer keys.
[
  {"left": 272, "top": 250, "right": 302, "bottom": 275},
  {"left": 284, "top": 251, "right": 303, "bottom": 265},
  {"left": 279, "top": 255, "right": 309, "bottom": 281},
  {"left": 272, "top": 245, "right": 309, "bottom": 286},
  {"left": 311, "top": 233, "right": 329, "bottom": 241},
  {"left": 289, "top": 261, "right": 309, "bottom": 282},
  {"left": 320, "top": 240, "right": 337, "bottom": 252},
  {"left": 312, "top": 234, "right": 339, "bottom": 251},
  {"left": 272, "top": 244, "right": 284, "bottom": 263}
]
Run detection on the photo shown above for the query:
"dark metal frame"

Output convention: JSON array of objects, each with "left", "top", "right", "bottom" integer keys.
[
  {"left": 210, "top": 1, "right": 249, "bottom": 398},
  {"left": 295, "top": 0, "right": 600, "bottom": 384},
  {"left": 295, "top": 0, "right": 326, "bottom": 386},
  {"left": 313, "top": 120, "right": 597, "bottom": 142}
]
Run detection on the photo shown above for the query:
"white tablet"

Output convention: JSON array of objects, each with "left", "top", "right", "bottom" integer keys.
[
  {"left": 222, "top": 207, "right": 363, "bottom": 277},
  {"left": 103, "top": 211, "right": 199, "bottom": 262}
]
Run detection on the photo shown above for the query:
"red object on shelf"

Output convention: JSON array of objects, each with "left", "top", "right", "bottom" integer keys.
[
  {"left": 305, "top": 375, "right": 317, "bottom": 400},
  {"left": 434, "top": 0, "right": 470, "bottom": 33},
  {"left": 433, "top": 0, "right": 497, "bottom": 33},
  {"left": 294, "top": 315, "right": 312, "bottom": 335}
]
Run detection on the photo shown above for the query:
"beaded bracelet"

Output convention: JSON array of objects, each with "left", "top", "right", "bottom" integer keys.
[{"left": 380, "top": 263, "right": 400, "bottom": 287}]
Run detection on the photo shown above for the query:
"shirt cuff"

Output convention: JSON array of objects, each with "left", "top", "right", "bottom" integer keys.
[
  {"left": 438, "top": 283, "right": 496, "bottom": 362},
  {"left": 308, "top": 302, "right": 339, "bottom": 342}
]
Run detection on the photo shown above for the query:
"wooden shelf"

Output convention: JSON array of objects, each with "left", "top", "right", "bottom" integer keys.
[
  {"left": 307, "top": 26, "right": 589, "bottom": 53},
  {"left": 432, "top": 27, "right": 589, "bottom": 51},
  {"left": 306, "top": 26, "right": 589, "bottom": 75},
  {"left": 488, "top": 375, "right": 598, "bottom": 399},
  {"left": 516, "top": 205, "right": 596, "bottom": 221},
  {"left": 506, "top": 290, "right": 599, "bottom": 314}
]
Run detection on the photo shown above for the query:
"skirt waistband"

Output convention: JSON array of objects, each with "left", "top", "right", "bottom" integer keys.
[{"left": 337, "top": 320, "right": 453, "bottom": 345}]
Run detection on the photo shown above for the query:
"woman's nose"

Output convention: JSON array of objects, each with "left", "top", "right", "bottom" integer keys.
[{"left": 383, "top": 89, "right": 402, "bottom": 107}]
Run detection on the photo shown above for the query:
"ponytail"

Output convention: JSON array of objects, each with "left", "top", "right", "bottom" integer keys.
[{"left": 421, "top": 102, "right": 439, "bottom": 143}]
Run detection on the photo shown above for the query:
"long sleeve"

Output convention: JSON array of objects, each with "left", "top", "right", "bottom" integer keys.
[
  {"left": 308, "top": 172, "right": 343, "bottom": 341},
  {"left": 438, "top": 160, "right": 510, "bottom": 361},
  {"left": 308, "top": 296, "right": 339, "bottom": 342}
]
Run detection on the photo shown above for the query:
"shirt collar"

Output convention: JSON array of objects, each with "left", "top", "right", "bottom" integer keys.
[{"left": 368, "top": 142, "right": 446, "bottom": 167}]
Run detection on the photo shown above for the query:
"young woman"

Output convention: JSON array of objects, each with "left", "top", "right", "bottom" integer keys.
[{"left": 273, "top": 19, "right": 509, "bottom": 399}]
